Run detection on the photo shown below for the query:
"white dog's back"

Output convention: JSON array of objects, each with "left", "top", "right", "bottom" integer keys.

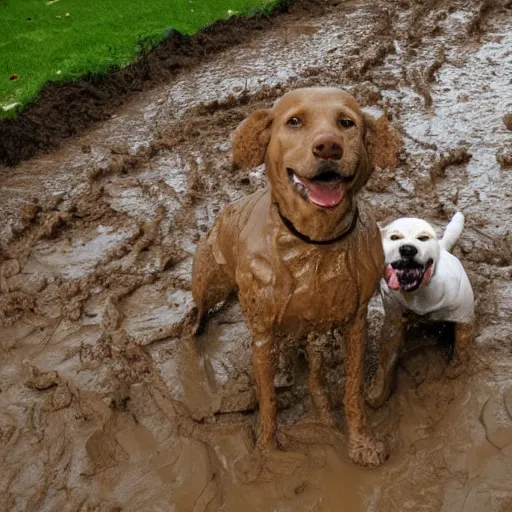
[{"left": 440, "top": 212, "right": 465, "bottom": 252}]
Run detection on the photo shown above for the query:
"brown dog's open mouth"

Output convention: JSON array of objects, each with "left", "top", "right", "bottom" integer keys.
[{"left": 287, "top": 166, "right": 353, "bottom": 208}]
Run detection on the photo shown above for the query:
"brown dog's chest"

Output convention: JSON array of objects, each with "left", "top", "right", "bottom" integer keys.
[
  {"left": 274, "top": 240, "right": 360, "bottom": 335},
  {"left": 225, "top": 194, "right": 383, "bottom": 337}
]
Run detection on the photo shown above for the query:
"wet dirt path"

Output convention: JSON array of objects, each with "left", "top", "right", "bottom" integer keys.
[{"left": 1, "top": 0, "right": 512, "bottom": 510}]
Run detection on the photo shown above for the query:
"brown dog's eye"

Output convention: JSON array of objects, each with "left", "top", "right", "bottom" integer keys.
[
  {"left": 287, "top": 117, "right": 302, "bottom": 127},
  {"left": 417, "top": 236, "right": 430, "bottom": 242},
  {"left": 390, "top": 234, "right": 403, "bottom": 241},
  {"left": 339, "top": 118, "right": 355, "bottom": 128}
]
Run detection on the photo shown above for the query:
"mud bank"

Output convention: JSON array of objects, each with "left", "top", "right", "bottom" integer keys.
[{"left": 1, "top": 0, "right": 512, "bottom": 510}]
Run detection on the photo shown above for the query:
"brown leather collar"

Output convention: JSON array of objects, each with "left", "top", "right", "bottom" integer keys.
[{"left": 276, "top": 204, "right": 359, "bottom": 245}]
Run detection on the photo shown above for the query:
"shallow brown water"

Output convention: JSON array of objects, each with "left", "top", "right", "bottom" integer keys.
[{"left": 1, "top": 0, "right": 512, "bottom": 510}]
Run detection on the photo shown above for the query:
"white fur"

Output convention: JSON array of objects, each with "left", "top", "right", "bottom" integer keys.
[
  {"left": 380, "top": 213, "right": 474, "bottom": 323},
  {"left": 440, "top": 212, "right": 465, "bottom": 251}
]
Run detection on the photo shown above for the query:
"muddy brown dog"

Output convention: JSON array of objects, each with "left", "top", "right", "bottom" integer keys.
[{"left": 192, "top": 87, "right": 401, "bottom": 467}]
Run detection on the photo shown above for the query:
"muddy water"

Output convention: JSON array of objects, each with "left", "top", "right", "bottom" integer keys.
[{"left": 1, "top": 0, "right": 512, "bottom": 510}]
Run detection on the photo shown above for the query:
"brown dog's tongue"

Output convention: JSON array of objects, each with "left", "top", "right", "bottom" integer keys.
[{"left": 302, "top": 179, "right": 345, "bottom": 207}]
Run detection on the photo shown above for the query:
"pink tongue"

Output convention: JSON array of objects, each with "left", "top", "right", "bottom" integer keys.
[
  {"left": 420, "top": 264, "right": 433, "bottom": 288},
  {"left": 303, "top": 180, "right": 344, "bottom": 207},
  {"left": 385, "top": 264, "right": 400, "bottom": 290}
]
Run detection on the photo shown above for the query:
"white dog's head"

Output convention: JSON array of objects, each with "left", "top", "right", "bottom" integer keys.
[{"left": 381, "top": 217, "right": 440, "bottom": 293}]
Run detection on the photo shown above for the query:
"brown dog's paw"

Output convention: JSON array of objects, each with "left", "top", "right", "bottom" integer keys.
[
  {"left": 311, "top": 410, "right": 336, "bottom": 429},
  {"left": 365, "top": 370, "right": 392, "bottom": 409},
  {"left": 348, "top": 436, "right": 388, "bottom": 468},
  {"left": 365, "top": 386, "right": 390, "bottom": 410}
]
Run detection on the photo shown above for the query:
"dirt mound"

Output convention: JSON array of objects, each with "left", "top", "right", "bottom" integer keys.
[{"left": 1, "top": 0, "right": 512, "bottom": 510}]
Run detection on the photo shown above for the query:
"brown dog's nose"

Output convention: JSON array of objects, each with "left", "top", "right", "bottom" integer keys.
[{"left": 312, "top": 134, "right": 343, "bottom": 160}]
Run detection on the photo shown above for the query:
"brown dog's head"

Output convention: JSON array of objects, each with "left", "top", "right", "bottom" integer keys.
[{"left": 233, "top": 87, "right": 401, "bottom": 241}]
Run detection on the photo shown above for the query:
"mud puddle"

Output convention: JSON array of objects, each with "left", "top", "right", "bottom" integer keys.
[{"left": 1, "top": 0, "right": 512, "bottom": 510}]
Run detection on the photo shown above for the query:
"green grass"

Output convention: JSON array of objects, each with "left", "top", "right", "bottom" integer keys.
[{"left": 0, "top": 0, "right": 279, "bottom": 119}]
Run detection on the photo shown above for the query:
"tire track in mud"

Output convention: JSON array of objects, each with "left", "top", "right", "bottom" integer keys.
[{"left": 1, "top": 0, "right": 512, "bottom": 510}]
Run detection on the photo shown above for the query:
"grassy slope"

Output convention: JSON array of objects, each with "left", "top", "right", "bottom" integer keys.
[{"left": 0, "top": 0, "right": 276, "bottom": 118}]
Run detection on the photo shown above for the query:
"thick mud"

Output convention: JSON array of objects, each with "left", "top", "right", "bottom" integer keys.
[{"left": 1, "top": 0, "right": 512, "bottom": 510}]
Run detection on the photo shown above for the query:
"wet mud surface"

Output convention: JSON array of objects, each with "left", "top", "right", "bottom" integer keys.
[{"left": 1, "top": 0, "right": 512, "bottom": 510}]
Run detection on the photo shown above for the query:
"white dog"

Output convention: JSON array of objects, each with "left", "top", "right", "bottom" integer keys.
[{"left": 367, "top": 212, "right": 474, "bottom": 407}]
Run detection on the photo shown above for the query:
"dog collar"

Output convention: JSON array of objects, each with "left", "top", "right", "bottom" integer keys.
[{"left": 276, "top": 204, "right": 359, "bottom": 245}]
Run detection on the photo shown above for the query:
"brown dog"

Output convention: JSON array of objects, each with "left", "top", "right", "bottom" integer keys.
[{"left": 192, "top": 87, "right": 400, "bottom": 467}]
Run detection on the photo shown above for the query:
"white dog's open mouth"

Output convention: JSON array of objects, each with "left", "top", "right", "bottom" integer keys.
[
  {"left": 287, "top": 166, "right": 353, "bottom": 208},
  {"left": 385, "top": 258, "right": 434, "bottom": 292}
]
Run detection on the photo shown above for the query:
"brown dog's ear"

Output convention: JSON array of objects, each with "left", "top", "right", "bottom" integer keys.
[
  {"left": 364, "top": 113, "right": 402, "bottom": 169},
  {"left": 232, "top": 109, "right": 273, "bottom": 169}
]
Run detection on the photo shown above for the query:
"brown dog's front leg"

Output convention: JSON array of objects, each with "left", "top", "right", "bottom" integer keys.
[
  {"left": 252, "top": 333, "right": 277, "bottom": 449},
  {"left": 307, "top": 333, "right": 335, "bottom": 427},
  {"left": 366, "top": 315, "right": 406, "bottom": 409},
  {"left": 446, "top": 321, "right": 473, "bottom": 378},
  {"left": 344, "top": 306, "right": 388, "bottom": 467}
]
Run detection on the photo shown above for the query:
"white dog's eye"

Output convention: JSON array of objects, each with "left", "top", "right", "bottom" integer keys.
[
  {"left": 339, "top": 118, "right": 355, "bottom": 128},
  {"left": 287, "top": 117, "right": 302, "bottom": 127},
  {"left": 390, "top": 234, "right": 403, "bottom": 241},
  {"left": 417, "top": 236, "right": 431, "bottom": 242}
]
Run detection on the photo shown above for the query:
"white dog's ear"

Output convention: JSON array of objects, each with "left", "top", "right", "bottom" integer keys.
[
  {"left": 232, "top": 109, "right": 273, "bottom": 169},
  {"left": 363, "top": 114, "right": 402, "bottom": 169},
  {"left": 377, "top": 216, "right": 395, "bottom": 235}
]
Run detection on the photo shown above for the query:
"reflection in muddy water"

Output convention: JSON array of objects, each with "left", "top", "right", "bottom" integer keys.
[{"left": 1, "top": 0, "right": 512, "bottom": 510}]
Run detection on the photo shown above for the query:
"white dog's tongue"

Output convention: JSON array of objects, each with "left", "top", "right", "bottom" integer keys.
[
  {"left": 385, "top": 263, "right": 434, "bottom": 291},
  {"left": 385, "top": 264, "right": 400, "bottom": 290},
  {"left": 299, "top": 177, "right": 345, "bottom": 207}
]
